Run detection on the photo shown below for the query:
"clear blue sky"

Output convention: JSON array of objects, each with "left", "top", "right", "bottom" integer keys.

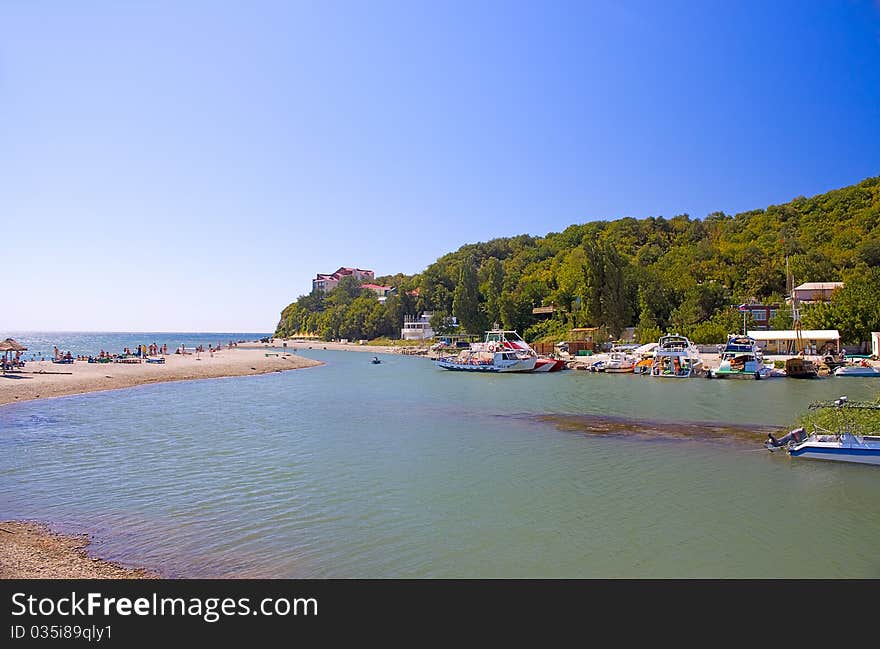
[{"left": 2, "top": 1, "right": 879, "bottom": 331}]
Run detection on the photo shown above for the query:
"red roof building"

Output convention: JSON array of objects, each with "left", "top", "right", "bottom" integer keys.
[{"left": 312, "top": 267, "right": 375, "bottom": 293}]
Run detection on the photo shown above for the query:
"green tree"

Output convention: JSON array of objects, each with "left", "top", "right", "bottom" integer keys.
[
  {"left": 429, "top": 310, "right": 456, "bottom": 336},
  {"left": 479, "top": 257, "right": 505, "bottom": 327},
  {"left": 453, "top": 255, "right": 485, "bottom": 334}
]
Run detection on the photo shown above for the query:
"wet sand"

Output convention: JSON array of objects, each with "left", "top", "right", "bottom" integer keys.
[
  {"left": 0, "top": 521, "right": 157, "bottom": 579},
  {"left": 0, "top": 348, "right": 322, "bottom": 406}
]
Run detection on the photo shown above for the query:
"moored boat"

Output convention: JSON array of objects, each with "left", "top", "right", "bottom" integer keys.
[
  {"left": 434, "top": 329, "right": 538, "bottom": 373},
  {"left": 765, "top": 397, "right": 880, "bottom": 466},
  {"left": 784, "top": 356, "right": 818, "bottom": 379},
  {"left": 533, "top": 357, "right": 565, "bottom": 372},
  {"left": 435, "top": 349, "right": 537, "bottom": 372},
  {"left": 604, "top": 348, "right": 637, "bottom": 373},
  {"left": 833, "top": 365, "right": 880, "bottom": 377},
  {"left": 649, "top": 334, "right": 704, "bottom": 378},
  {"left": 709, "top": 335, "right": 772, "bottom": 379}
]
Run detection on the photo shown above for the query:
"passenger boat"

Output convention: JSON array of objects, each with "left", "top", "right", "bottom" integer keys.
[
  {"left": 765, "top": 397, "right": 880, "bottom": 466},
  {"left": 709, "top": 335, "right": 772, "bottom": 379},
  {"left": 434, "top": 329, "right": 537, "bottom": 373},
  {"left": 648, "top": 335, "right": 704, "bottom": 378},
  {"left": 833, "top": 365, "right": 880, "bottom": 377}
]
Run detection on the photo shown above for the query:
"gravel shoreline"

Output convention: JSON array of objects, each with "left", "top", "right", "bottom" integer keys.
[{"left": 0, "top": 521, "right": 158, "bottom": 579}]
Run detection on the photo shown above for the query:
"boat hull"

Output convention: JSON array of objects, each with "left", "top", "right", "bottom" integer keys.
[
  {"left": 435, "top": 357, "right": 537, "bottom": 373},
  {"left": 788, "top": 445, "right": 880, "bottom": 465},
  {"left": 711, "top": 368, "right": 771, "bottom": 380},
  {"left": 532, "top": 358, "right": 565, "bottom": 372},
  {"left": 834, "top": 367, "right": 880, "bottom": 377}
]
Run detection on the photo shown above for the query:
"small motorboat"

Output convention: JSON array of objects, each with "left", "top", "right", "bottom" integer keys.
[
  {"left": 371, "top": 357, "right": 381, "bottom": 364},
  {"left": 604, "top": 346, "right": 637, "bottom": 373},
  {"left": 834, "top": 365, "right": 880, "bottom": 377},
  {"left": 765, "top": 396, "right": 880, "bottom": 466}
]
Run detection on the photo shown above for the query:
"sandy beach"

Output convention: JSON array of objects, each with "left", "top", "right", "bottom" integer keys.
[
  {"left": 0, "top": 348, "right": 322, "bottom": 406},
  {"left": 0, "top": 521, "right": 157, "bottom": 579}
]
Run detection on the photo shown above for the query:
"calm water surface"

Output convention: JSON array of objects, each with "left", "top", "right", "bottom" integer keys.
[{"left": 2, "top": 348, "right": 879, "bottom": 577}]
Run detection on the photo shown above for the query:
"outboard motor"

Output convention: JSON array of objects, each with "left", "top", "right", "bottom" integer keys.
[{"left": 766, "top": 427, "right": 807, "bottom": 450}]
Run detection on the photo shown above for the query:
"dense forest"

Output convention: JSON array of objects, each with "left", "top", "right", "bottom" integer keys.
[{"left": 276, "top": 176, "right": 880, "bottom": 345}]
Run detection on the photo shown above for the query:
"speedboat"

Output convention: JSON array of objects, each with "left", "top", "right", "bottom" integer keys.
[
  {"left": 648, "top": 335, "right": 704, "bottom": 378},
  {"left": 834, "top": 365, "right": 880, "bottom": 377},
  {"left": 765, "top": 397, "right": 880, "bottom": 465},
  {"left": 371, "top": 357, "right": 382, "bottom": 364},
  {"left": 709, "top": 335, "right": 772, "bottom": 379}
]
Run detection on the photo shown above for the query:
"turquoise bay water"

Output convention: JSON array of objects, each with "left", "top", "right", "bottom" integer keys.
[{"left": 2, "top": 347, "right": 879, "bottom": 577}]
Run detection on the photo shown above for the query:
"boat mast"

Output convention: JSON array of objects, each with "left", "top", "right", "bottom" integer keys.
[{"left": 786, "top": 256, "right": 804, "bottom": 355}]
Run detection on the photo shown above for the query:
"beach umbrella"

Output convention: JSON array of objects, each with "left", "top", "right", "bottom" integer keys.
[
  {"left": 0, "top": 338, "right": 27, "bottom": 352},
  {"left": 0, "top": 338, "right": 27, "bottom": 371}
]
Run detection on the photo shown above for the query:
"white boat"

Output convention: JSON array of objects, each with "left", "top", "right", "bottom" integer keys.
[
  {"left": 434, "top": 348, "right": 536, "bottom": 372},
  {"left": 709, "top": 335, "right": 773, "bottom": 379},
  {"left": 834, "top": 365, "right": 880, "bottom": 377},
  {"left": 649, "top": 335, "right": 704, "bottom": 378},
  {"left": 435, "top": 329, "right": 537, "bottom": 373},
  {"left": 765, "top": 397, "right": 880, "bottom": 466},
  {"left": 604, "top": 347, "right": 637, "bottom": 373}
]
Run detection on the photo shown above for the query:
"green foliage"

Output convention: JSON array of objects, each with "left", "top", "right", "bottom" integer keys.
[
  {"left": 688, "top": 307, "right": 753, "bottom": 344},
  {"left": 452, "top": 254, "right": 485, "bottom": 334},
  {"left": 801, "top": 267, "right": 880, "bottom": 343},
  {"left": 523, "top": 318, "right": 569, "bottom": 343},
  {"left": 429, "top": 310, "right": 456, "bottom": 335},
  {"left": 275, "top": 176, "right": 880, "bottom": 344},
  {"left": 798, "top": 398, "right": 880, "bottom": 438}
]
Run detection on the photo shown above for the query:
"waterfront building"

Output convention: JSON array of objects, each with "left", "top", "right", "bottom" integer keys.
[
  {"left": 402, "top": 312, "right": 435, "bottom": 340},
  {"left": 312, "top": 267, "right": 375, "bottom": 293},
  {"left": 747, "top": 329, "right": 840, "bottom": 355}
]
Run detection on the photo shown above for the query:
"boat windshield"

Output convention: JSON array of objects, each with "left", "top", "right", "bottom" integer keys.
[{"left": 659, "top": 336, "right": 690, "bottom": 350}]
